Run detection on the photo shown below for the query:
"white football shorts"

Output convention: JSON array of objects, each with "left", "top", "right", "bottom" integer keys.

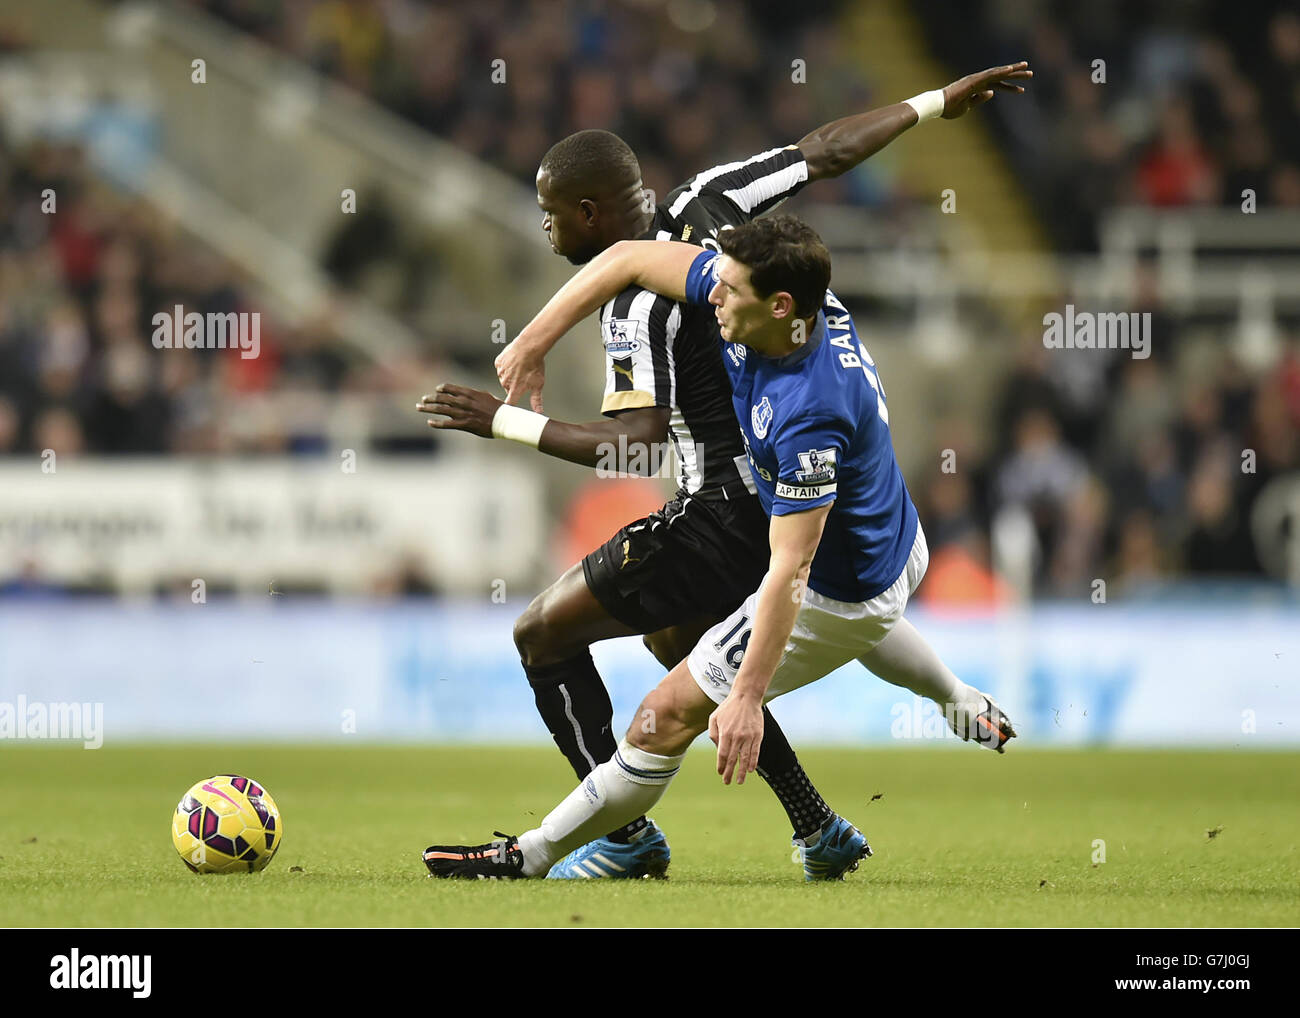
[{"left": 687, "top": 524, "right": 929, "bottom": 704}]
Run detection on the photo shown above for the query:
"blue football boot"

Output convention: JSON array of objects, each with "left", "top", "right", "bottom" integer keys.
[
  {"left": 795, "top": 814, "right": 872, "bottom": 881},
  {"left": 546, "top": 820, "right": 671, "bottom": 879}
]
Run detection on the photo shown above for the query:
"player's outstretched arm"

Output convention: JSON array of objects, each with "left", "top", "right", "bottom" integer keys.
[
  {"left": 796, "top": 61, "right": 1031, "bottom": 181},
  {"left": 709, "top": 503, "right": 831, "bottom": 785},
  {"left": 417, "top": 384, "right": 670, "bottom": 469},
  {"left": 496, "top": 240, "right": 703, "bottom": 409}
]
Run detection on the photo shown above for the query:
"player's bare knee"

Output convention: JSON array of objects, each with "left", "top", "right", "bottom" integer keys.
[
  {"left": 512, "top": 601, "right": 538, "bottom": 662},
  {"left": 515, "top": 590, "right": 591, "bottom": 666},
  {"left": 513, "top": 594, "right": 559, "bottom": 665}
]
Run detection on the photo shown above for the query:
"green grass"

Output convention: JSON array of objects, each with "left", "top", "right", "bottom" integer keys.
[{"left": 1, "top": 744, "right": 1297, "bottom": 926}]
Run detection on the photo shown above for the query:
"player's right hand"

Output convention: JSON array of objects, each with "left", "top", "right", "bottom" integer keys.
[
  {"left": 709, "top": 693, "right": 764, "bottom": 787},
  {"left": 494, "top": 341, "right": 545, "bottom": 413},
  {"left": 416, "top": 383, "right": 501, "bottom": 439}
]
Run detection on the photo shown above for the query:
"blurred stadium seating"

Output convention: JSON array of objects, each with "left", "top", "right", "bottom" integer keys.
[{"left": 0, "top": 1, "right": 1297, "bottom": 747}]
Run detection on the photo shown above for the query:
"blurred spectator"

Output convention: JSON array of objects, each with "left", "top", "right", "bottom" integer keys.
[
  {"left": 368, "top": 553, "right": 440, "bottom": 597},
  {"left": 0, "top": 394, "right": 20, "bottom": 453},
  {"left": 1110, "top": 509, "right": 1166, "bottom": 594},
  {"left": 1184, "top": 444, "right": 1258, "bottom": 573},
  {"left": 1135, "top": 97, "right": 1219, "bottom": 207},
  {"left": 31, "top": 406, "right": 85, "bottom": 457},
  {"left": 918, "top": 533, "right": 1014, "bottom": 607}
]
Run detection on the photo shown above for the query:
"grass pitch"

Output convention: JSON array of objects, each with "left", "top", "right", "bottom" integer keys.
[{"left": 1, "top": 743, "right": 1297, "bottom": 927}]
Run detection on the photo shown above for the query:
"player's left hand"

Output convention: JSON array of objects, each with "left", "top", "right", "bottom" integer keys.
[
  {"left": 416, "top": 383, "right": 501, "bottom": 439},
  {"left": 494, "top": 341, "right": 546, "bottom": 413},
  {"left": 709, "top": 693, "right": 764, "bottom": 786},
  {"left": 941, "top": 61, "right": 1032, "bottom": 119}
]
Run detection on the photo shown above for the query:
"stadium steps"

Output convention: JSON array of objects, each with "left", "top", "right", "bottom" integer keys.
[
  {"left": 842, "top": 0, "right": 1058, "bottom": 328},
  {"left": 9, "top": 0, "right": 575, "bottom": 372}
]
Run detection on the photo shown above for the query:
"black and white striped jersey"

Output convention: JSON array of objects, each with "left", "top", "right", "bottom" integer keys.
[{"left": 597, "top": 145, "right": 810, "bottom": 495}]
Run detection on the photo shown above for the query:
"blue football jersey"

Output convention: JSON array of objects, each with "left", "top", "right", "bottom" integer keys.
[{"left": 685, "top": 249, "right": 919, "bottom": 602}]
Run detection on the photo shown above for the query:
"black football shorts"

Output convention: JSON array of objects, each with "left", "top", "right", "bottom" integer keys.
[{"left": 582, "top": 488, "right": 770, "bottom": 633}]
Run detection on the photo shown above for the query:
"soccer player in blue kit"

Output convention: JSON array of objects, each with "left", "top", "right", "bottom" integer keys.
[
  {"left": 423, "top": 62, "right": 1032, "bottom": 881},
  {"left": 423, "top": 215, "right": 1016, "bottom": 879}
]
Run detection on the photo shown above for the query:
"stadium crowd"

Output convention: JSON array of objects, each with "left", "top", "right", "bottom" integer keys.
[
  {"left": 910, "top": 0, "right": 1300, "bottom": 593},
  {"left": 1, "top": 0, "right": 1295, "bottom": 594},
  {"left": 0, "top": 129, "right": 442, "bottom": 459},
  {"left": 187, "top": 0, "right": 870, "bottom": 209},
  {"left": 914, "top": 317, "right": 1300, "bottom": 599},
  {"left": 919, "top": 0, "right": 1300, "bottom": 250}
]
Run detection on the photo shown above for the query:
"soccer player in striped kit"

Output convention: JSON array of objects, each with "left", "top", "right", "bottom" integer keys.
[{"left": 421, "top": 62, "right": 1029, "bottom": 880}]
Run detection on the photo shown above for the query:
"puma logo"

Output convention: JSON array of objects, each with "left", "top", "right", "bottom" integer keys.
[
  {"left": 620, "top": 539, "right": 641, "bottom": 569},
  {"left": 612, "top": 361, "right": 635, "bottom": 383}
]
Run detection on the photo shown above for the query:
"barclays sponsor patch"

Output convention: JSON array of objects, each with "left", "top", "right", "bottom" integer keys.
[
  {"left": 796, "top": 447, "right": 837, "bottom": 485},
  {"left": 603, "top": 318, "right": 641, "bottom": 354}
]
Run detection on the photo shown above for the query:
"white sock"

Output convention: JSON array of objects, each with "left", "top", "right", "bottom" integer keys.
[
  {"left": 859, "top": 618, "right": 985, "bottom": 732},
  {"left": 517, "top": 739, "right": 684, "bottom": 877}
]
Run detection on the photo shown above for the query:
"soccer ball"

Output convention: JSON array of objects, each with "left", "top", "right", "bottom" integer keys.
[{"left": 171, "top": 774, "right": 283, "bottom": 874}]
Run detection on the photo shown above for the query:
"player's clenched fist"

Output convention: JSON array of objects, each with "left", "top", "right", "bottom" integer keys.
[
  {"left": 494, "top": 341, "right": 546, "bottom": 412},
  {"left": 416, "top": 383, "right": 502, "bottom": 439}
]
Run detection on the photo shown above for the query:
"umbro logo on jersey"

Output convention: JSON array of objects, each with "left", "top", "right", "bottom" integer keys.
[
  {"left": 751, "top": 396, "right": 773, "bottom": 439},
  {"left": 603, "top": 318, "right": 641, "bottom": 354},
  {"left": 796, "top": 447, "right": 837, "bottom": 485}
]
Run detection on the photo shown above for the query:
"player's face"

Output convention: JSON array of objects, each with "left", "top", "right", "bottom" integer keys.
[
  {"left": 708, "top": 255, "right": 769, "bottom": 345},
  {"left": 536, "top": 171, "right": 599, "bottom": 265}
]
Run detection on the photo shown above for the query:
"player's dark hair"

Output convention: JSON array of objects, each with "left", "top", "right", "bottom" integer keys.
[
  {"left": 718, "top": 215, "right": 831, "bottom": 318},
  {"left": 539, "top": 129, "right": 641, "bottom": 197}
]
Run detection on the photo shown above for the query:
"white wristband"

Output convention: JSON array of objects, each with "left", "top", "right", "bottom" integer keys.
[
  {"left": 903, "top": 89, "right": 945, "bottom": 122},
  {"left": 491, "top": 403, "right": 549, "bottom": 447}
]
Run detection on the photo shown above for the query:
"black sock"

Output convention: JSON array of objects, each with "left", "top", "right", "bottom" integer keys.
[
  {"left": 523, "top": 653, "right": 647, "bottom": 844},
  {"left": 757, "top": 706, "right": 833, "bottom": 841}
]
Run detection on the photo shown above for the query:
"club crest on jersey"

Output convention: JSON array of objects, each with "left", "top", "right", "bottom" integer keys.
[
  {"left": 796, "top": 447, "right": 837, "bottom": 485},
  {"left": 603, "top": 318, "right": 641, "bottom": 354},
  {"left": 751, "top": 396, "right": 773, "bottom": 439}
]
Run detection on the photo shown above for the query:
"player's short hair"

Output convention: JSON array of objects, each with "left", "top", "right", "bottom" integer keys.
[
  {"left": 539, "top": 130, "right": 642, "bottom": 198},
  {"left": 718, "top": 215, "right": 831, "bottom": 318}
]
